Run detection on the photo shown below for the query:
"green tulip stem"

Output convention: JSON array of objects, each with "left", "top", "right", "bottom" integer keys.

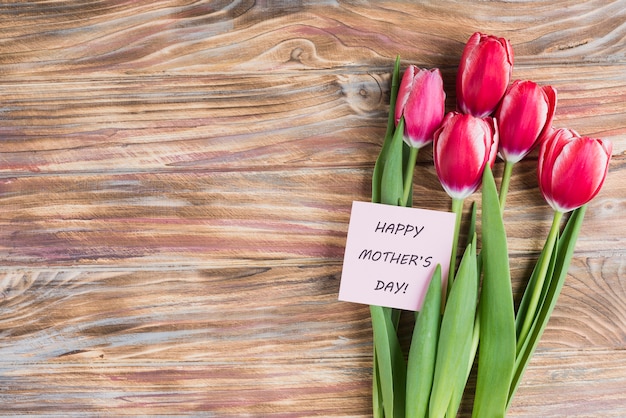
[
  {"left": 499, "top": 160, "right": 515, "bottom": 211},
  {"left": 401, "top": 146, "right": 419, "bottom": 207},
  {"left": 447, "top": 197, "right": 464, "bottom": 299},
  {"left": 516, "top": 210, "right": 564, "bottom": 349}
]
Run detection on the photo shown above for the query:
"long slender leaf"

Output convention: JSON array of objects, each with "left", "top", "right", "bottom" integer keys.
[
  {"left": 406, "top": 266, "right": 442, "bottom": 418},
  {"left": 401, "top": 142, "right": 416, "bottom": 207},
  {"left": 429, "top": 240, "right": 477, "bottom": 418},
  {"left": 507, "top": 206, "right": 586, "bottom": 409},
  {"left": 370, "top": 56, "right": 403, "bottom": 416},
  {"left": 509, "top": 233, "right": 559, "bottom": 405},
  {"left": 371, "top": 306, "right": 395, "bottom": 418},
  {"left": 372, "top": 56, "right": 401, "bottom": 203},
  {"left": 446, "top": 234, "right": 478, "bottom": 418},
  {"left": 514, "top": 236, "right": 553, "bottom": 339},
  {"left": 381, "top": 118, "right": 405, "bottom": 206},
  {"left": 473, "top": 166, "right": 516, "bottom": 418},
  {"left": 373, "top": 350, "right": 384, "bottom": 418},
  {"left": 467, "top": 202, "right": 477, "bottom": 250},
  {"left": 467, "top": 202, "right": 483, "bottom": 293},
  {"left": 370, "top": 305, "right": 407, "bottom": 418},
  {"left": 515, "top": 232, "right": 560, "bottom": 354},
  {"left": 515, "top": 211, "right": 563, "bottom": 349}
]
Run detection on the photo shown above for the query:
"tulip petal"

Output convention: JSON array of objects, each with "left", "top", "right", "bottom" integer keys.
[
  {"left": 550, "top": 138, "right": 611, "bottom": 211},
  {"left": 457, "top": 33, "right": 513, "bottom": 117},
  {"left": 538, "top": 128, "right": 576, "bottom": 209},
  {"left": 538, "top": 129, "right": 611, "bottom": 212},
  {"left": 403, "top": 69, "right": 445, "bottom": 147},
  {"left": 395, "top": 65, "right": 415, "bottom": 126},
  {"left": 538, "top": 85, "right": 558, "bottom": 142},
  {"left": 497, "top": 80, "right": 552, "bottom": 163},
  {"left": 396, "top": 66, "right": 446, "bottom": 148},
  {"left": 434, "top": 113, "right": 497, "bottom": 200}
]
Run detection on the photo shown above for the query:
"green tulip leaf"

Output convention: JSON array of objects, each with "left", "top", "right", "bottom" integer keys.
[
  {"left": 371, "top": 305, "right": 407, "bottom": 418},
  {"left": 429, "top": 239, "right": 477, "bottom": 418},
  {"left": 372, "top": 55, "right": 401, "bottom": 203},
  {"left": 448, "top": 234, "right": 479, "bottom": 418},
  {"left": 372, "top": 351, "right": 384, "bottom": 418},
  {"left": 507, "top": 206, "right": 586, "bottom": 409},
  {"left": 473, "top": 166, "right": 516, "bottom": 418},
  {"left": 406, "top": 265, "right": 442, "bottom": 418},
  {"left": 370, "top": 56, "right": 403, "bottom": 417},
  {"left": 515, "top": 238, "right": 553, "bottom": 339},
  {"left": 467, "top": 201, "right": 477, "bottom": 250},
  {"left": 381, "top": 117, "right": 406, "bottom": 206}
]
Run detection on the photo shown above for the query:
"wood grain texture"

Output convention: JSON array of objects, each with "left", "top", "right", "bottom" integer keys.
[
  {"left": 1, "top": 68, "right": 624, "bottom": 175},
  {"left": 0, "top": 163, "right": 623, "bottom": 266},
  {"left": 0, "top": 261, "right": 624, "bottom": 415},
  {"left": 1, "top": 0, "right": 625, "bottom": 76},
  {"left": 1, "top": 1, "right": 625, "bottom": 416}
]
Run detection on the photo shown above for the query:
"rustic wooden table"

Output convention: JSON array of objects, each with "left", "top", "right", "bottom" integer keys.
[{"left": 1, "top": 1, "right": 624, "bottom": 416}]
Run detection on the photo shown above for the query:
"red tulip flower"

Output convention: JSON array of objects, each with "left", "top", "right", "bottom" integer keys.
[
  {"left": 496, "top": 80, "right": 557, "bottom": 163},
  {"left": 395, "top": 65, "right": 446, "bottom": 149},
  {"left": 457, "top": 32, "right": 513, "bottom": 117},
  {"left": 538, "top": 128, "right": 612, "bottom": 213},
  {"left": 433, "top": 112, "right": 499, "bottom": 200}
]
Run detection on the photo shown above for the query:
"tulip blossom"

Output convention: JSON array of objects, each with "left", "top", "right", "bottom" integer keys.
[
  {"left": 395, "top": 65, "right": 446, "bottom": 148},
  {"left": 433, "top": 112, "right": 499, "bottom": 200},
  {"left": 496, "top": 80, "right": 557, "bottom": 163},
  {"left": 538, "top": 128, "right": 612, "bottom": 213},
  {"left": 517, "top": 129, "right": 611, "bottom": 385},
  {"left": 457, "top": 32, "right": 513, "bottom": 117}
]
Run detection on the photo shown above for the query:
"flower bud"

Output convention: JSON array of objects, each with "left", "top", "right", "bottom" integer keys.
[
  {"left": 457, "top": 32, "right": 513, "bottom": 117},
  {"left": 496, "top": 80, "right": 557, "bottom": 163},
  {"left": 538, "top": 128, "right": 612, "bottom": 212},
  {"left": 395, "top": 65, "right": 446, "bottom": 148},
  {"left": 433, "top": 112, "right": 499, "bottom": 200}
]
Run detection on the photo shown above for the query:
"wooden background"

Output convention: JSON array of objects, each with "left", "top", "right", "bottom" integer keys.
[{"left": 0, "top": 1, "right": 624, "bottom": 416}]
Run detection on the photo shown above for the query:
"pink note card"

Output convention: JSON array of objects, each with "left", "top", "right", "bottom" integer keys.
[{"left": 339, "top": 201, "right": 456, "bottom": 311}]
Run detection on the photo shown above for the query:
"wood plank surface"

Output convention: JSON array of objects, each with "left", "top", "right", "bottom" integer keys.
[{"left": 1, "top": 1, "right": 625, "bottom": 416}]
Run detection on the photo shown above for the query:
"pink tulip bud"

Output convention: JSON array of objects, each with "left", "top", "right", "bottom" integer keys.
[
  {"left": 457, "top": 32, "right": 514, "bottom": 117},
  {"left": 496, "top": 80, "right": 557, "bottom": 163},
  {"left": 395, "top": 65, "right": 446, "bottom": 148},
  {"left": 433, "top": 112, "right": 499, "bottom": 200},
  {"left": 538, "top": 128, "right": 612, "bottom": 212}
]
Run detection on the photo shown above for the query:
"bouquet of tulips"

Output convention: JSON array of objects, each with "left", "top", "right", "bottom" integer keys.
[{"left": 368, "top": 32, "right": 612, "bottom": 418}]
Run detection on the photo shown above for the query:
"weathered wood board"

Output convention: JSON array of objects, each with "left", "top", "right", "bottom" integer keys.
[{"left": 1, "top": 1, "right": 625, "bottom": 416}]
